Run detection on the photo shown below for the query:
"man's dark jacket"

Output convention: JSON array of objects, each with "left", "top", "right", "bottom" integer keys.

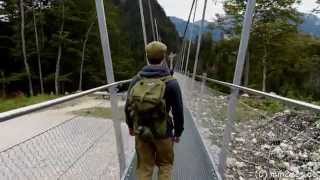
[{"left": 125, "top": 65, "right": 184, "bottom": 138}]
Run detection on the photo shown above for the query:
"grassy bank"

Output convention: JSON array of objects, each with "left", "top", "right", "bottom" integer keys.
[
  {"left": 72, "top": 107, "right": 113, "bottom": 119},
  {"left": 72, "top": 106, "right": 126, "bottom": 120},
  {"left": 0, "top": 95, "right": 59, "bottom": 113}
]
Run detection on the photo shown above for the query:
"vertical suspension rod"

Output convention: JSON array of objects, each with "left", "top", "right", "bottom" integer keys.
[
  {"left": 138, "top": 0, "right": 149, "bottom": 64},
  {"left": 192, "top": 0, "right": 208, "bottom": 80},
  {"left": 181, "top": 40, "right": 188, "bottom": 72},
  {"left": 155, "top": 19, "right": 160, "bottom": 41},
  {"left": 147, "top": 0, "right": 156, "bottom": 41},
  {"left": 218, "top": 0, "right": 256, "bottom": 178},
  {"left": 94, "top": 0, "right": 126, "bottom": 176},
  {"left": 176, "top": 0, "right": 196, "bottom": 72},
  {"left": 185, "top": 0, "right": 198, "bottom": 74}
]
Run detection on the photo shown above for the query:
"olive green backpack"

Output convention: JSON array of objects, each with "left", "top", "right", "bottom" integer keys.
[{"left": 127, "top": 75, "right": 175, "bottom": 141}]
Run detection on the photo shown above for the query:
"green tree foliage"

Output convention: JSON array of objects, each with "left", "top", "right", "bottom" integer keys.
[
  {"left": 0, "top": 0, "right": 180, "bottom": 96},
  {"left": 119, "top": 0, "right": 180, "bottom": 69},
  {"left": 315, "top": 1, "right": 320, "bottom": 13},
  {"left": 224, "top": 0, "right": 302, "bottom": 91},
  {"left": 193, "top": 0, "right": 320, "bottom": 101}
]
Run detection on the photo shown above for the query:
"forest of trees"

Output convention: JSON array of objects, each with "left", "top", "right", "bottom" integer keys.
[
  {"left": 1, "top": 0, "right": 320, "bottom": 103},
  {"left": 185, "top": 0, "right": 320, "bottom": 102},
  {"left": 0, "top": 0, "right": 180, "bottom": 97}
]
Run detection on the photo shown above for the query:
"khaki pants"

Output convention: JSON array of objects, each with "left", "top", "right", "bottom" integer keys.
[{"left": 135, "top": 137, "right": 174, "bottom": 180}]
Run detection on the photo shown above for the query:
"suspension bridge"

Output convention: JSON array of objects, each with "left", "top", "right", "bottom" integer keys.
[{"left": 1, "top": 0, "right": 320, "bottom": 179}]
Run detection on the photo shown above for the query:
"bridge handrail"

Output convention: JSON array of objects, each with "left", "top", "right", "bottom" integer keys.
[
  {"left": 195, "top": 74, "right": 320, "bottom": 113},
  {"left": 0, "top": 79, "right": 131, "bottom": 122}
]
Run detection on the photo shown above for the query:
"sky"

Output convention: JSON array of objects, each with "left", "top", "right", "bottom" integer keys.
[{"left": 157, "top": 0, "right": 319, "bottom": 21}]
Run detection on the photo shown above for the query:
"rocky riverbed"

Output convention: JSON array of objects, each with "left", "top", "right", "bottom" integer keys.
[
  {"left": 177, "top": 74, "right": 320, "bottom": 179},
  {"left": 228, "top": 111, "right": 320, "bottom": 179}
]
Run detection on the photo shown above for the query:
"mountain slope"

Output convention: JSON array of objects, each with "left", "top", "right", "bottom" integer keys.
[
  {"left": 169, "top": 16, "right": 224, "bottom": 41},
  {"left": 120, "top": 0, "right": 180, "bottom": 53},
  {"left": 170, "top": 14, "right": 320, "bottom": 41},
  {"left": 299, "top": 14, "right": 320, "bottom": 37}
]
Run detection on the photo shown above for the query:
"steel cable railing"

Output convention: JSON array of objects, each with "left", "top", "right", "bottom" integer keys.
[
  {"left": 2, "top": 71, "right": 319, "bottom": 179},
  {"left": 0, "top": 80, "right": 131, "bottom": 122},
  {"left": 0, "top": 80, "right": 131, "bottom": 180}
]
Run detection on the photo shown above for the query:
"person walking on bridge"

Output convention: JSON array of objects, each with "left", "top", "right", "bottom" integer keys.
[{"left": 125, "top": 41, "right": 184, "bottom": 180}]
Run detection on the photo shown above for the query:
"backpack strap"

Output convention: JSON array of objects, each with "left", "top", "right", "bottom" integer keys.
[
  {"left": 128, "top": 75, "right": 143, "bottom": 96},
  {"left": 160, "top": 75, "right": 176, "bottom": 83},
  {"left": 133, "top": 74, "right": 174, "bottom": 84}
]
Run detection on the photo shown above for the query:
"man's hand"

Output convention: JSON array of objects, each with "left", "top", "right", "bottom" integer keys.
[
  {"left": 129, "top": 128, "right": 135, "bottom": 136},
  {"left": 172, "top": 136, "right": 180, "bottom": 143}
]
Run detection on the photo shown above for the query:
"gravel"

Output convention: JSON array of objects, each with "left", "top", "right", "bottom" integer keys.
[{"left": 176, "top": 74, "right": 320, "bottom": 179}]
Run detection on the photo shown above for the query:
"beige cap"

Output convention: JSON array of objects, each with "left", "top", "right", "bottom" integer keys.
[{"left": 145, "top": 41, "right": 167, "bottom": 60}]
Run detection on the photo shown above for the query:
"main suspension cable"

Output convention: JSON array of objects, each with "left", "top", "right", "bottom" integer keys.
[
  {"left": 174, "top": 0, "right": 197, "bottom": 71},
  {"left": 181, "top": 0, "right": 197, "bottom": 41}
]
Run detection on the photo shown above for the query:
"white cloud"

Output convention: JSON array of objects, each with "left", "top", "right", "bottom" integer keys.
[
  {"left": 158, "top": 0, "right": 224, "bottom": 21},
  {"left": 296, "top": 0, "right": 319, "bottom": 14},
  {"left": 157, "top": 0, "right": 319, "bottom": 21}
]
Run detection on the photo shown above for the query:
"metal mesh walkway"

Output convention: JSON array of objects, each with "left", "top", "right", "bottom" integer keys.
[{"left": 123, "top": 108, "right": 217, "bottom": 180}]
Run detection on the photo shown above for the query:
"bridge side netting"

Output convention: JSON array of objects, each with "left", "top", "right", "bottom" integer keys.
[
  {"left": 177, "top": 73, "right": 320, "bottom": 179},
  {"left": 0, "top": 93, "right": 134, "bottom": 180}
]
